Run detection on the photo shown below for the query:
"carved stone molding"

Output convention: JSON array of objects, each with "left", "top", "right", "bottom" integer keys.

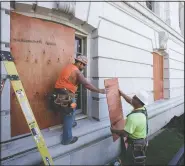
[
  {"left": 57, "top": 1, "right": 76, "bottom": 16},
  {"left": 158, "top": 31, "right": 169, "bottom": 50}
]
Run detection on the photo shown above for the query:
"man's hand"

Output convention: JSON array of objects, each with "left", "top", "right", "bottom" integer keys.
[
  {"left": 110, "top": 127, "right": 116, "bottom": 133},
  {"left": 119, "top": 89, "right": 124, "bottom": 96},
  {"left": 110, "top": 127, "right": 128, "bottom": 137},
  {"left": 99, "top": 89, "right": 106, "bottom": 94},
  {"left": 110, "top": 127, "right": 123, "bottom": 136}
]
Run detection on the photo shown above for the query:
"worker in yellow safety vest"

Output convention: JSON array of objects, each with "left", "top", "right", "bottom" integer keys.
[{"left": 111, "top": 90, "right": 149, "bottom": 166}]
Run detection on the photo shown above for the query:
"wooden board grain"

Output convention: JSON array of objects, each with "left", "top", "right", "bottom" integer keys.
[
  {"left": 10, "top": 12, "right": 75, "bottom": 136},
  {"left": 153, "top": 52, "right": 164, "bottom": 101},
  {"left": 104, "top": 78, "right": 125, "bottom": 142}
]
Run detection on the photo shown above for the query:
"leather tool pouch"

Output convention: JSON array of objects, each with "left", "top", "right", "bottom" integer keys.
[{"left": 48, "top": 88, "right": 75, "bottom": 115}]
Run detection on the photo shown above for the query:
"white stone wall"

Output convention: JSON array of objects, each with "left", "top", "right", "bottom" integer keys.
[
  {"left": 169, "top": 2, "right": 181, "bottom": 34},
  {"left": 80, "top": 2, "right": 184, "bottom": 120},
  {"left": 164, "top": 39, "right": 184, "bottom": 99},
  {"left": 90, "top": 2, "right": 155, "bottom": 119}
]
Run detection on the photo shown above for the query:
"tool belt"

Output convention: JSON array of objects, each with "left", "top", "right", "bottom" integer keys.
[
  {"left": 127, "top": 138, "right": 148, "bottom": 165},
  {"left": 54, "top": 88, "right": 75, "bottom": 107},
  {"left": 48, "top": 88, "right": 77, "bottom": 115}
]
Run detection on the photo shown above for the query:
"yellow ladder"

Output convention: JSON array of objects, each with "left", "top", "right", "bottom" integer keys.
[{"left": 0, "top": 51, "right": 54, "bottom": 165}]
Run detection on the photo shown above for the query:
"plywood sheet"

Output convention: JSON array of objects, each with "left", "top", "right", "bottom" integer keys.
[
  {"left": 153, "top": 52, "right": 164, "bottom": 101},
  {"left": 10, "top": 12, "right": 75, "bottom": 136},
  {"left": 104, "top": 78, "right": 125, "bottom": 141}
]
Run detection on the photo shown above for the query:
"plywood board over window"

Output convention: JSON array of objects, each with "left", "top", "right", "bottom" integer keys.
[
  {"left": 10, "top": 12, "right": 75, "bottom": 137},
  {"left": 104, "top": 78, "right": 125, "bottom": 142},
  {"left": 153, "top": 52, "right": 164, "bottom": 101}
]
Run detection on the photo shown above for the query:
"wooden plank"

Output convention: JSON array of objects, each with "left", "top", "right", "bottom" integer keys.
[
  {"left": 153, "top": 52, "right": 164, "bottom": 101},
  {"left": 10, "top": 12, "right": 75, "bottom": 136},
  {"left": 104, "top": 78, "right": 125, "bottom": 142}
]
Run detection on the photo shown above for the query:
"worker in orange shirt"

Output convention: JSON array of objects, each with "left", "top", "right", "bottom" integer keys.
[{"left": 52, "top": 56, "right": 105, "bottom": 145}]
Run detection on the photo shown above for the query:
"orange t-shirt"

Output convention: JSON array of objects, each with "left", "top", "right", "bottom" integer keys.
[{"left": 55, "top": 64, "right": 79, "bottom": 94}]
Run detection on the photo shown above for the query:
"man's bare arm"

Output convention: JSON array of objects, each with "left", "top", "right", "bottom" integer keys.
[
  {"left": 76, "top": 70, "right": 105, "bottom": 94},
  {"left": 119, "top": 89, "right": 132, "bottom": 105}
]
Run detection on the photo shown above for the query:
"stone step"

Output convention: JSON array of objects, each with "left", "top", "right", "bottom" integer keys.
[
  {"left": 1, "top": 118, "right": 110, "bottom": 160},
  {"left": 1, "top": 118, "right": 111, "bottom": 165},
  {"left": 2, "top": 126, "right": 118, "bottom": 165}
]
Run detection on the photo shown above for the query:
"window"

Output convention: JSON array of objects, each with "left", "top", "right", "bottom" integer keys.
[
  {"left": 153, "top": 52, "right": 164, "bottom": 101},
  {"left": 146, "top": 1, "right": 154, "bottom": 11},
  {"left": 146, "top": 2, "right": 171, "bottom": 25},
  {"left": 75, "top": 36, "right": 87, "bottom": 116}
]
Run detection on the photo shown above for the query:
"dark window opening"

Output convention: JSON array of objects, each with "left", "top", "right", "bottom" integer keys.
[
  {"left": 179, "top": 3, "right": 181, "bottom": 29},
  {"left": 146, "top": 1, "right": 153, "bottom": 11},
  {"left": 75, "top": 36, "right": 87, "bottom": 115},
  {"left": 75, "top": 37, "right": 82, "bottom": 57}
]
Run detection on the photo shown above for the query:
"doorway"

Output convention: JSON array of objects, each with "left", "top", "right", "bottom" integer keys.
[{"left": 75, "top": 36, "right": 88, "bottom": 120}]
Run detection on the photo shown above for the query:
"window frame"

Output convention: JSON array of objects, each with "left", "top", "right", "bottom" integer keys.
[
  {"left": 75, "top": 35, "right": 88, "bottom": 115},
  {"left": 146, "top": 1, "right": 154, "bottom": 11},
  {"left": 153, "top": 52, "right": 164, "bottom": 101}
]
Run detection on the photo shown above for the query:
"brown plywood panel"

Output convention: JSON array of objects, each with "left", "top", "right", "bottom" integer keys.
[
  {"left": 104, "top": 78, "right": 125, "bottom": 142},
  {"left": 10, "top": 12, "right": 75, "bottom": 136},
  {"left": 153, "top": 52, "right": 164, "bottom": 101}
]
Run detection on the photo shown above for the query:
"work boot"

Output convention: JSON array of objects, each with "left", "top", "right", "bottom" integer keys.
[
  {"left": 72, "top": 121, "right": 77, "bottom": 128},
  {"left": 69, "top": 136, "right": 78, "bottom": 144},
  {"left": 61, "top": 136, "right": 78, "bottom": 145},
  {"left": 112, "top": 158, "right": 122, "bottom": 166}
]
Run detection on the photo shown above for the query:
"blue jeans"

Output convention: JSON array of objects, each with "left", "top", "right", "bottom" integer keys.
[{"left": 61, "top": 98, "right": 76, "bottom": 144}]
